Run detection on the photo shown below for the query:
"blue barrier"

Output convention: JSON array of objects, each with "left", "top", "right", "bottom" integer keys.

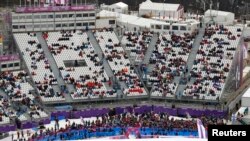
[
  {"left": 54, "top": 105, "right": 72, "bottom": 111},
  {"left": 50, "top": 115, "right": 66, "bottom": 121},
  {"left": 36, "top": 127, "right": 198, "bottom": 141}
]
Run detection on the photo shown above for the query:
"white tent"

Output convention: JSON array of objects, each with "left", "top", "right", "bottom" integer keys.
[
  {"left": 98, "top": 10, "right": 169, "bottom": 32},
  {"left": 242, "top": 87, "right": 250, "bottom": 107},
  {"left": 204, "top": 10, "right": 235, "bottom": 25},
  {"left": 139, "top": 0, "right": 184, "bottom": 20},
  {"left": 111, "top": 2, "right": 128, "bottom": 9},
  {"left": 100, "top": 2, "right": 128, "bottom": 14},
  {"left": 110, "top": 2, "right": 128, "bottom": 14},
  {"left": 98, "top": 10, "right": 199, "bottom": 34}
]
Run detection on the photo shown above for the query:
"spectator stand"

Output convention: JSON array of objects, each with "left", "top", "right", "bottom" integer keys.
[
  {"left": 0, "top": 70, "right": 49, "bottom": 125},
  {"left": 183, "top": 25, "right": 243, "bottom": 101},
  {"left": 94, "top": 28, "right": 148, "bottom": 98},
  {"left": 44, "top": 30, "right": 117, "bottom": 101},
  {"left": 1, "top": 71, "right": 31, "bottom": 123},
  {"left": 13, "top": 32, "right": 65, "bottom": 103},
  {"left": 148, "top": 31, "right": 195, "bottom": 99},
  {"left": 121, "top": 31, "right": 153, "bottom": 64},
  {"left": 0, "top": 95, "right": 12, "bottom": 125}
]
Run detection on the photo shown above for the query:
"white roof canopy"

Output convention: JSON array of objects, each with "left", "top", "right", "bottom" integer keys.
[
  {"left": 98, "top": 10, "right": 169, "bottom": 28},
  {"left": 205, "top": 10, "right": 234, "bottom": 16},
  {"left": 111, "top": 2, "right": 128, "bottom": 8},
  {"left": 140, "top": 0, "right": 181, "bottom": 11},
  {"left": 242, "top": 87, "right": 250, "bottom": 98},
  {"left": 98, "top": 10, "right": 199, "bottom": 29}
]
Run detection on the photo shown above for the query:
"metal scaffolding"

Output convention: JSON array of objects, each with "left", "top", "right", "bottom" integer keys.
[{"left": 0, "top": 8, "right": 14, "bottom": 55}]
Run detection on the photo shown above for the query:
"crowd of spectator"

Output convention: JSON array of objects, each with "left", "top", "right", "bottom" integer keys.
[
  {"left": 183, "top": 25, "right": 242, "bottom": 100},
  {"left": 0, "top": 96, "right": 12, "bottom": 124},
  {"left": 14, "top": 32, "right": 64, "bottom": 102},
  {"left": 94, "top": 28, "right": 147, "bottom": 96},
  {"left": 122, "top": 31, "right": 153, "bottom": 59},
  {"left": 45, "top": 30, "right": 115, "bottom": 99},
  {"left": 149, "top": 32, "right": 196, "bottom": 97},
  {"left": 22, "top": 109, "right": 226, "bottom": 141},
  {"left": 0, "top": 71, "right": 48, "bottom": 123}
]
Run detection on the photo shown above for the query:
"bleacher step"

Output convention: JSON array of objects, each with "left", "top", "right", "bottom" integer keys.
[
  {"left": 36, "top": 32, "right": 73, "bottom": 103},
  {"left": 175, "top": 26, "right": 206, "bottom": 97}
]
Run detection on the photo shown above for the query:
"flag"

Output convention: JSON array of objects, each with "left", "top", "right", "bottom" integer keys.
[
  {"left": 243, "top": 43, "right": 248, "bottom": 59},
  {"left": 197, "top": 119, "right": 207, "bottom": 139},
  {"left": 217, "top": 2, "right": 220, "bottom": 9},
  {"left": 125, "top": 127, "right": 140, "bottom": 139},
  {"left": 231, "top": 113, "right": 236, "bottom": 124},
  {"left": 186, "top": 112, "right": 191, "bottom": 119},
  {"left": 26, "top": 0, "right": 31, "bottom": 7},
  {"left": 60, "top": 0, "right": 66, "bottom": 5},
  {"left": 0, "top": 35, "right": 3, "bottom": 43},
  {"left": 54, "top": 0, "right": 60, "bottom": 4},
  {"left": 244, "top": 107, "right": 248, "bottom": 115},
  {"left": 54, "top": 0, "right": 67, "bottom": 5}
]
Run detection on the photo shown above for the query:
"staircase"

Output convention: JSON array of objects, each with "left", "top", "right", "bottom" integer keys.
[
  {"left": 86, "top": 31, "right": 124, "bottom": 96},
  {"left": 175, "top": 27, "right": 205, "bottom": 97},
  {"left": 86, "top": 31, "right": 115, "bottom": 79},
  {"left": 114, "top": 27, "right": 123, "bottom": 42},
  {"left": 143, "top": 34, "right": 158, "bottom": 64},
  {"left": 0, "top": 89, "right": 7, "bottom": 97},
  {"left": 36, "top": 32, "right": 73, "bottom": 102}
]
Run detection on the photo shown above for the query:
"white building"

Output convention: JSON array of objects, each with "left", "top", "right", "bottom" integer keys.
[
  {"left": 235, "top": 87, "right": 250, "bottom": 124},
  {"left": 98, "top": 10, "right": 199, "bottom": 34},
  {"left": 242, "top": 88, "right": 250, "bottom": 107},
  {"left": 0, "top": 54, "right": 20, "bottom": 72},
  {"left": 204, "top": 10, "right": 235, "bottom": 25},
  {"left": 100, "top": 2, "right": 128, "bottom": 14},
  {"left": 139, "top": 0, "right": 184, "bottom": 20},
  {"left": 12, "top": 5, "right": 96, "bottom": 32}
]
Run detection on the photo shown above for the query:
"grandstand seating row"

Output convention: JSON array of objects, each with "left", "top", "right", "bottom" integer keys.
[
  {"left": 45, "top": 30, "right": 116, "bottom": 99},
  {"left": 183, "top": 25, "right": 243, "bottom": 100},
  {"left": 121, "top": 31, "right": 153, "bottom": 58},
  {"left": 0, "top": 71, "right": 48, "bottom": 125},
  {"left": 12, "top": 25, "right": 243, "bottom": 102},
  {"left": 14, "top": 33, "right": 65, "bottom": 102},
  {"left": 149, "top": 32, "right": 195, "bottom": 97},
  {"left": 94, "top": 29, "right": 147, "bottom": 96}
]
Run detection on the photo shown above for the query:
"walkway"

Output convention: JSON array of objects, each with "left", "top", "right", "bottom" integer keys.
[
  {"left": 143, "top": 34, "right": 158, "bottom": 64},
  {"left": 114, "top": 27, "right": 123, "bottom": 42},
  {"left": 86, "top": 31, "right": 114, "bottom": 79},
  {"left": 36, "top": 32, "right": 73, "bottom": 102},
  {"left": 175, "top": 26, "right": 205, "bottom": 96},
  {"left": 0, "top": 89, "right": 6, "bottom": 97},
  {"left": 86, "top": 31, "right": 124, "bottom": 97}
]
